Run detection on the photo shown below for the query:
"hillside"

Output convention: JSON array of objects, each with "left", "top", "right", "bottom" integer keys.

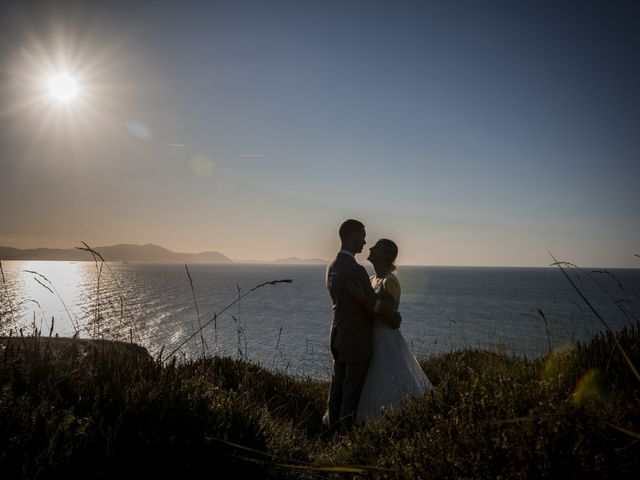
[
  {"left": 0, "top": 244, "right": 232, "bottom": 263},
  {"left": 0, "top": 324, "right": 638, "bottom": 478}
]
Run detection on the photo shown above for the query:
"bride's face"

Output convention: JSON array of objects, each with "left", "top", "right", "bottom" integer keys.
[{"left": 367, "top": 241, "right": 386, "bottom": 263}]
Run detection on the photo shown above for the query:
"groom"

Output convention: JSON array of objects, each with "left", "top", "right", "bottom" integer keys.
[{"left": 325, "top": 219, "right": 399, "bottom": 431}]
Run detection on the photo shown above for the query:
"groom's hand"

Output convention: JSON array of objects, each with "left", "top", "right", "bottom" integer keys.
[{"left": 388, "top": 311, "right": 402, "bottom": 329}]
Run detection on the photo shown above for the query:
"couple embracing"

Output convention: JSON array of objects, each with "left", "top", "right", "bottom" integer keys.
[{"left": 324, "top": 219, "right": 432, "bottom": 432}]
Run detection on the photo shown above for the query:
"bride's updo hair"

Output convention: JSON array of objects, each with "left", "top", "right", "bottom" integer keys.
[{"left": 380, "top": 238, "right": 398, "bottom": 271}]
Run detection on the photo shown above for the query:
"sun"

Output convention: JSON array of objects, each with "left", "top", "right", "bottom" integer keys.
[{"left": 47, "top": 73, "right": 79, "bottom": 102}]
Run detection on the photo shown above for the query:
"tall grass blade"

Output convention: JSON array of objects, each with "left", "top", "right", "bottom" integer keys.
[
  {"left": 24, "top": 270, "right": 81, "bottom": 336},
  {"left": 550, "top": 252, "right": 640, "bottom": 383},
  {"left": 604, "top": 421, "right": 640, "bottom": 440},
  {"left": 537, "top": 308, "right": 552, "bottom": 353},
  {"left": 163, "top": 279, "right": 292, "bottom": 362},
  {"left": 185, "top": 264, "right": 207, "bottom": 358},
  {"left": 211, "top": 438, "right": 397, "bottom": 474},
  {"left": 77, "top": 242, "right": 141, "bottom": 343}
]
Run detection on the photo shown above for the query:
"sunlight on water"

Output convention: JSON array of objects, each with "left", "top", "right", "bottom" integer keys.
[{"left": 12, "top": 261, "right": 85, "bottom": 336}]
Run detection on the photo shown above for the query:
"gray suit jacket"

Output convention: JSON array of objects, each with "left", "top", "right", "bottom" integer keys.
[{"left": 326, "top": 252, "right": 380, "bottom": 363}]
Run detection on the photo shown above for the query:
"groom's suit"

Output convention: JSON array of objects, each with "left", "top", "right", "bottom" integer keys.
[
  {"left": 327, "top": 252, "right": 375, "bottom": 362},
  {"left": 326, "top": 251, "right": 380, "bottom": 428}
]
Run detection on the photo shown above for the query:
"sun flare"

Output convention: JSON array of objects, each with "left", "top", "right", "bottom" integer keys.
[{"left": 48, "top": 73, "right": 78, "bottom": 102}]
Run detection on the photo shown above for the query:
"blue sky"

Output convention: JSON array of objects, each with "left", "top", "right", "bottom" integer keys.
[{"left": 1, "top": 0, "right": 638, "bottom": 266}]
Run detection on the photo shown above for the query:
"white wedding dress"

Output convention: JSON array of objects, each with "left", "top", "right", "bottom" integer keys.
[{"left": 357, "top": 273, "right": 432, "bottom": 423}]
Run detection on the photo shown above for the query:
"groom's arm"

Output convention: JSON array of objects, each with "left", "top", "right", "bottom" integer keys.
[
  {"left": 374, "top": 288, "right": 402, "bottom": 329},
  {"left": 379, "top": 276, "right": 402, "bottom": 329},
  {"left": 347, "top": 267, "right": 397, "bottom": 317},
  {"left": 378, "top": 310, "right": 402, "bottom": 329},
  {"left": 372, "top": 291, "right": 402, "bottom": 329},
  {"left": 349, "top": 283, "right": 402, "bottom": 329}
]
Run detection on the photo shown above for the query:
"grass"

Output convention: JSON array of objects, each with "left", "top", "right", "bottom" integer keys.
[{"left": 0, "top": 322, "right": 638, "bottom": 479}]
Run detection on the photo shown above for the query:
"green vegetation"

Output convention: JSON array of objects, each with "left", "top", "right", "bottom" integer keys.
[{"left": 1, "top": 323, "right": 638, "bottom": 479}]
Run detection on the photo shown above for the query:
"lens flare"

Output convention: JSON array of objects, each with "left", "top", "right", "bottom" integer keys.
[{"left": 571, "top": 368, "right": 607, "bottom": 406}]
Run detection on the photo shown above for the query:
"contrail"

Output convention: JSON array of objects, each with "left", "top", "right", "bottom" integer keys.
[
  {"left": 239, "top": 153, "right": 279, "bottom": 158},
  {"left": 161, "top": 143, "right": 195, "bottom": 161}
]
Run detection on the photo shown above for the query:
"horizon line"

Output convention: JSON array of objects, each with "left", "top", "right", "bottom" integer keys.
[{"left": 1, "top": 243, "right": 638, "bottom": 270}]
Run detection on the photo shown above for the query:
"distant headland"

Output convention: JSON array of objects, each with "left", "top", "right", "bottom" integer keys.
[{"left": 0, "top": 244, "right": 327, "bottom": 265}]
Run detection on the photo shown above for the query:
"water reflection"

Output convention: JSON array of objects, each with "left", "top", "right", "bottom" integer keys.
[{"left": 4, "top": 261, "right": 84, "bottom": 336}]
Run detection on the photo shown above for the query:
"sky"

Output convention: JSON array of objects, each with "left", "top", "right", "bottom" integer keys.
[{"left": 1, "top": 0, "right": 639, "bottom": 267}]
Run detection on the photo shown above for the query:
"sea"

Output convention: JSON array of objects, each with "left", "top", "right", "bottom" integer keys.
[{"left": 1, "top": 260, "right": 639, "bottom": 380}]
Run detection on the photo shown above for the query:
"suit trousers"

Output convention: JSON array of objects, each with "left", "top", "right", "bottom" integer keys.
[{"left": 327, "top": 359, "right": 370, "bottom": 430}]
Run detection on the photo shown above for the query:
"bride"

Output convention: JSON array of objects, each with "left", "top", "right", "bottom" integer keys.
[{"left": 350, "top": 238, "right": 432, "bottom": 423}]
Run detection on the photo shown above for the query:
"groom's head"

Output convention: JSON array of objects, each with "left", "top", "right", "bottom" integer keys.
[{"left": 339, "top": 219, "right": 366, "bottom": 254}]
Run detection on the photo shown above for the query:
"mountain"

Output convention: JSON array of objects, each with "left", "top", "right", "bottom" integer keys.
[
  {"left": 0, "top": 244, "right": 231, "bottom": 263},
  {"left": 273, "top": 256, "right": 327, "bottom": 265}
]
